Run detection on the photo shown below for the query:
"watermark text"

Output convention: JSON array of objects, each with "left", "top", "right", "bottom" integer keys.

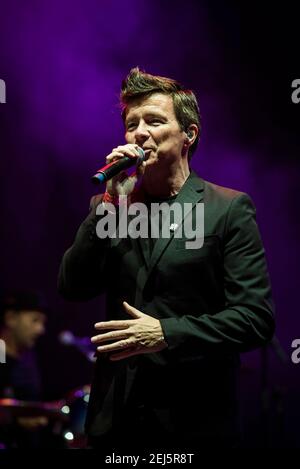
[
  {"left": 291, "top": 79, "right": 300, "bottom": 104},
  {"left": 96, "top": 198, "right": 204, "bottom": 249},
  {"left": 0, "top": 339, "right": 6, "bottom": 363},
  {"left": 0, "top": 79, "right": 6, "bottom": 103}
]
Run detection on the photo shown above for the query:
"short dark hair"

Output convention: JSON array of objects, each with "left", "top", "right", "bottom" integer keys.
[
  {"left": 0, "top": 290, "right": 48, "bottom": 327},
  {"left": 120, "top": 67, "right": 201, "bottom": 160}
]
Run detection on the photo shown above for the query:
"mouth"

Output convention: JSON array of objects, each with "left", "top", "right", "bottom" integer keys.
[{"left": 143, "top": 148, "right": 156, "bottom": 158}]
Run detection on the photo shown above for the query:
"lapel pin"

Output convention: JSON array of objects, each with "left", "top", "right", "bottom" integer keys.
[{"left": 169, "top": 223, "right": 179, "bottom": 232}]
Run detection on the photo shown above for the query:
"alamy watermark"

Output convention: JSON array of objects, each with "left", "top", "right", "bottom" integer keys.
[
  {"left": 0, "top": 79, "right": 6, "bottom": 103},
  {"left": 291, "top": 338, "right": 300, "bottom": 364},
  {"left": 291, "top": 79, "right": 300, "bottom": 104},
  {"left": 96, "top": 198, "right": 205, "bottom": 249},
  {"left": 0, "top": 339, "right": 6, "bottom": 363}
]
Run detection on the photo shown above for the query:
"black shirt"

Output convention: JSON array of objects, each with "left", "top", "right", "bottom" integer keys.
[{"left": 143, "top": 193, "right": 178, "bottom": 260}]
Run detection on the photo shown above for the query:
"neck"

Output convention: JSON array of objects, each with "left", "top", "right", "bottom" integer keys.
[{"left": 142, "top": 158, "right": 190, "bottom": 198}]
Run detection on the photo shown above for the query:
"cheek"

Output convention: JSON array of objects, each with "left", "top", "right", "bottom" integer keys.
[
  {"left": 25, "top": 322, "right": 35, "bottom": 334},
  {"left": 125, "top": 131, "right": 137, "bottom": 143},
  {"left": 155, "top": 129, "right": 172, "bottom": 143},
  {"left": 158, "top": 130, "right": 183, "bottom": 147}
]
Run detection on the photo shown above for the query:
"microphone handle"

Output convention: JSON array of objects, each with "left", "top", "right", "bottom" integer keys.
[
  {"left": 92, "top": 156, "right": 136, "bottom": 184},
  {"left": 91, "top": 147, "right": 145, "bottom": 185}
]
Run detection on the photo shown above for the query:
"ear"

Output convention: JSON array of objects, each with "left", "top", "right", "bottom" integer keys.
[{"left": 185, "top": 124, "right": 198, "bottom": 145}]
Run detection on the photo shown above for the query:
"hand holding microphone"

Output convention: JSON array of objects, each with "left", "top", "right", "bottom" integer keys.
[{"left": 92, "top": 144, "right": 148, "bottom": 198}]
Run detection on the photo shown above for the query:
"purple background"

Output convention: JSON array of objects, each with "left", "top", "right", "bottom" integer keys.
[{"left": 0, "top": 1, "right": 299, "bottom": 447}]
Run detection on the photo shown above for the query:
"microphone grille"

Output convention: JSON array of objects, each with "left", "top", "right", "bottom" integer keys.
[{"left": 136, "top": 147, "right": 146, "bottom": 164}]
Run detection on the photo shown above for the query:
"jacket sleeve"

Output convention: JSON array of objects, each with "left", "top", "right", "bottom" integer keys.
[
  {"left": 58, "top": 194, "right": 111, "bottom": 301},
  {"left": 159, "top": 194, "right": 275, "bottom": 354}
]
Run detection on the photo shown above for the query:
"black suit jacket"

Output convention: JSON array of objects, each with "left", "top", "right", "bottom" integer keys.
[{"left": 58, "top": 171, "right": 275, "bottom": 440}]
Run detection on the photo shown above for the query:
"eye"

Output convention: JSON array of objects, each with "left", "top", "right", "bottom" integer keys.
[
  {"left": 149, "top": 119, "right": 163, "bottom": 126},
  {"left": 126, "top": 122, "right": 137, "bottom": 131}
]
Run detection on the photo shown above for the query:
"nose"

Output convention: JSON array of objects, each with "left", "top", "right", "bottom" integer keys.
[{"left": 134, "top": 122, "right": 150, "bottom": 144}]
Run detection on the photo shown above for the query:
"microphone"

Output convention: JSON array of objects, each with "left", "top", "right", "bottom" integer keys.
[
  {"left": 58, "top": 330, "right": 96, "bottom": 362},
  {"left": 91, "top": 147, "right": 146, "bottom": 184}
]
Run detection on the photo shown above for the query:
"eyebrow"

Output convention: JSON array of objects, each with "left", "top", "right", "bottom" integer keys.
[{"left": 125, "top": 112, "right": 167, "bottom": 123}]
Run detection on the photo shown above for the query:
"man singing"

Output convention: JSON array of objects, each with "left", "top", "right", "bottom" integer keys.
[{"left": 58, "top": 67, "right": 275, "bottom": 450}]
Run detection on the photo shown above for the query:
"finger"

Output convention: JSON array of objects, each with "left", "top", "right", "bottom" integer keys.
[
  {"left": 119, "top": 145, "right": 142, "bottom": 158},
  {"left": 115, "top": 144, "right": 139, "bottom": 153},
  {"left": 91, "top": 330, "right": 129, "bottom": 344},
  {"left": 113, "top": 146, "right": 139, "bottom": 159},
  {"left": 107, "top": 147, "right": 138, "bottom": 161},
  {"left": 97, "top": 339, "right": 133, "bottom": 353},
  {"left": 123, "top": 301, "right": 143, "bottom": 318},
  {"left": 106, "top": 151, "right": 125, "bottom": 162},
  {"left": 94, "top": 320, "right": 130, "bottom": 330}
]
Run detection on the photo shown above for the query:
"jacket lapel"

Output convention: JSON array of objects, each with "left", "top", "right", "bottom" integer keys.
[{"left": 139, "top": 171, "right": 204, "bottom": 292}]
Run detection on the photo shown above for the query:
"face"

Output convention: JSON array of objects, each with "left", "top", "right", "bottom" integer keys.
[
  {"left": 8, "top": 310, "right": 46, "bottom": 349},
  {"left": 124, "top": 93, "right": 187, "bottom": 170}
]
